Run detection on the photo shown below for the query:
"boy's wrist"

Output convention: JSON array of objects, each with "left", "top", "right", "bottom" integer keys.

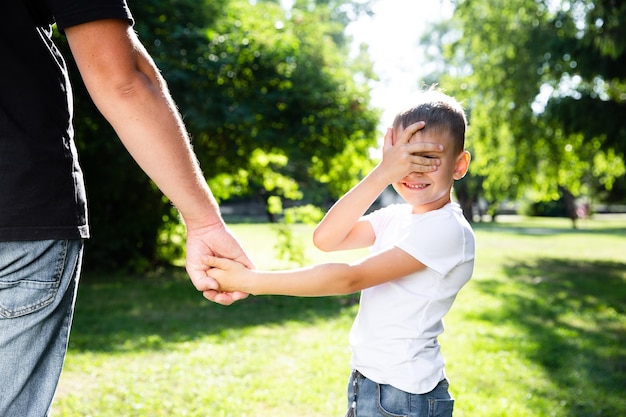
[{"left": 369, "top": 164, "right": 393, "bottom": 190}]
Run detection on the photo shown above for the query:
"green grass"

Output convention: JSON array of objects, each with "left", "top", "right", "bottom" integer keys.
[{"left": 52, "top": 215, "right": 626, "bottom": 416}]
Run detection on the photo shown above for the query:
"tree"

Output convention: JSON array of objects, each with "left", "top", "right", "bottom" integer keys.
[
  {"left": 420, "top": 0, "right": 625, "bottom": 223},
  {"left": 181, "top": 0, "right": 380, "bottom": 208}
]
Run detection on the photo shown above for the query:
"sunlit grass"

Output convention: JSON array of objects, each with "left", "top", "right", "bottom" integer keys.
[{"left": 53, "top": 215, "right": 626, "bottom": 416}]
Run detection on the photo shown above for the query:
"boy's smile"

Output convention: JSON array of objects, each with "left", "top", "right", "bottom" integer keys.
[{"left": 402, "top": 181, "right": 430, "bottom": 189}]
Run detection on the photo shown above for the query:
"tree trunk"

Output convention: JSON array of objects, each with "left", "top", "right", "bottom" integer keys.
[{"left": 559, "top": 186, "right": 578, "bottom": 229}]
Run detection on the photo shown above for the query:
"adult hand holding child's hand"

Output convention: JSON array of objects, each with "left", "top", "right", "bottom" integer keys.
[
  {"left": 203, "top": 255, "right": 253, "bottom": 294},
  {"left": 185, "top": 220, "right": 254, "bottom": 305}
]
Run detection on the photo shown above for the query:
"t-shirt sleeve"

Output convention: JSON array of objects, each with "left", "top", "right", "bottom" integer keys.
[
  {"left": 364, "top": 205, "right": 399, "bottom": 235},
  {"left": 395, "top": 210, "right": 470, "bottom": 277},
  {"left": 50, "top": 0, "right": 133, "bottom": 30}
]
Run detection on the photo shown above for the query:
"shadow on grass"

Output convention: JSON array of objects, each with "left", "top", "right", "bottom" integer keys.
[
  {"left": 69, "top": 269, "right": 359, "bottom": 353},
  {"left": 473, "top": 257, "right": 626, "bottom": 417}
]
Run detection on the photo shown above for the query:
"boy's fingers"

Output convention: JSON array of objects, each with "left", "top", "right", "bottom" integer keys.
[
  {"left": 203, "top": 255, "right": 230, "bottom": 270},
  {"left": 395, "top": 121, "right": 426, "bottom": 145},
  {"left": 407, "top": 142, "right": 444, "bottom": 153},
  {"left": 203, "top": 255, "right": 245, "bottom": 272},
  {"left": 411, "top": 156, "right": 440, "bottom": 171}
]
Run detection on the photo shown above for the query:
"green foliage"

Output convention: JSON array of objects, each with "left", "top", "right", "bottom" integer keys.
[
  {"left": 209, "top": 149, "right": 303, "bottom": 221},
  {"left": 273, "top": 204, "right": 324, "bottom": 266},
  {"left": 184, "top": 0, "right": 380, "bottom": 200},
  {"left": 421, "top": 0, "right": 626, "bottom": 217},
  {"left": 273, "top": 222, "right": 308, "bottom": 266},
  {"left": 283, "top": 204, "right": 324, "bottom": 224}
]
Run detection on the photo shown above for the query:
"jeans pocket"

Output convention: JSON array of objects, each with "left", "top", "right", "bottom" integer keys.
[
  {"left": 0, "top": 240, "right": 65, "bottom": 318},
  {"left": 378, "top": 383, "right": 409, "bottom": 417},
  {"left": 428, "top": 398, "right": 454, "bottom": 417}
]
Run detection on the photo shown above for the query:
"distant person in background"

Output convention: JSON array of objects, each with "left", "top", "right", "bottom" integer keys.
[
  {"left": 204, "top": 90, "right": 475, "bottom": 417},
  {"left": 0, "top": 1, "right": 251, "bottom": 415}
]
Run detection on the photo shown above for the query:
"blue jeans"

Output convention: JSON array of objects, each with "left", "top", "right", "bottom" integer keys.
[
  {"left": 0, "top": 240, "right": 83, "bottom": 417},
  {"left": 346, "top": 370, "right": 454, "bottom": 417}
]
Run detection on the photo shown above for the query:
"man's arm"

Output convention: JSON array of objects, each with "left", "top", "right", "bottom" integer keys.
[{"left": 64, "top": 19, "right": 251, "bottom": 304}]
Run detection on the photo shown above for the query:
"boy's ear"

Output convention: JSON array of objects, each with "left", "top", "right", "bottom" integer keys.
[{"left": 453, "top": 151, "right": 471, "bottom": 180}]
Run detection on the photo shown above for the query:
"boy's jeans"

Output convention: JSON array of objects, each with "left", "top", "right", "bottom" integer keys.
[
  {"left": 0, "top": 240, "right": 83, "bottom": 417},
  {"left": 347, "top": 370, "right": 455, "bottom": 417}
]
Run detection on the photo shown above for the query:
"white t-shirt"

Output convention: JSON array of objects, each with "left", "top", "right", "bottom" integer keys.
[{"left": 349, "top": 202, "right": 475, "bottom": 394}]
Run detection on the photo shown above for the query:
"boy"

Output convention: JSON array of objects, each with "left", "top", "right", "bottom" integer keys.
[{"left": 205, "top": 90, "right": 475, "bottom": 417}]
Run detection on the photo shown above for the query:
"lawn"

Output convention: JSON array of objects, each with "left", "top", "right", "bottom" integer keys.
[{"left": 52, "top": 215, "right": 626, "bottom": 417}]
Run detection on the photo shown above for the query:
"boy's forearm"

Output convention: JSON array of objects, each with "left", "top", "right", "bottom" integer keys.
[
  {"left": 242, "top": 264, "right": 360, "bottom": 297},
  {"left": 313, "top": 166, "right": 388, "bottom": 249}
]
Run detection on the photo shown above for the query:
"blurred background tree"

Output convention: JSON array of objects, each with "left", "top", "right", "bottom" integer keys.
[
  {"left": 420, "top": 0, "right": 625, "bottom": 225},
  {"left": 56, "top": 0, "right": 379, "bottom": 270}
]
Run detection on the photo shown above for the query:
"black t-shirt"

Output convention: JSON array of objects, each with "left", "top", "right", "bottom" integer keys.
[{"left": 0, "top": 0, "right": 133, "bottom": 241}]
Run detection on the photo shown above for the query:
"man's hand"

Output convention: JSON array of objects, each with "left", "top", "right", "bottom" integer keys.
[{"left": 185, "top": 220, "right": 254, "bottom": 305}]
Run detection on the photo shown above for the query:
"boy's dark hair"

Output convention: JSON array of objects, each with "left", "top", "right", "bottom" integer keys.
[{"left": 392, "top": 90, "right": 467, "bottom": 154}]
